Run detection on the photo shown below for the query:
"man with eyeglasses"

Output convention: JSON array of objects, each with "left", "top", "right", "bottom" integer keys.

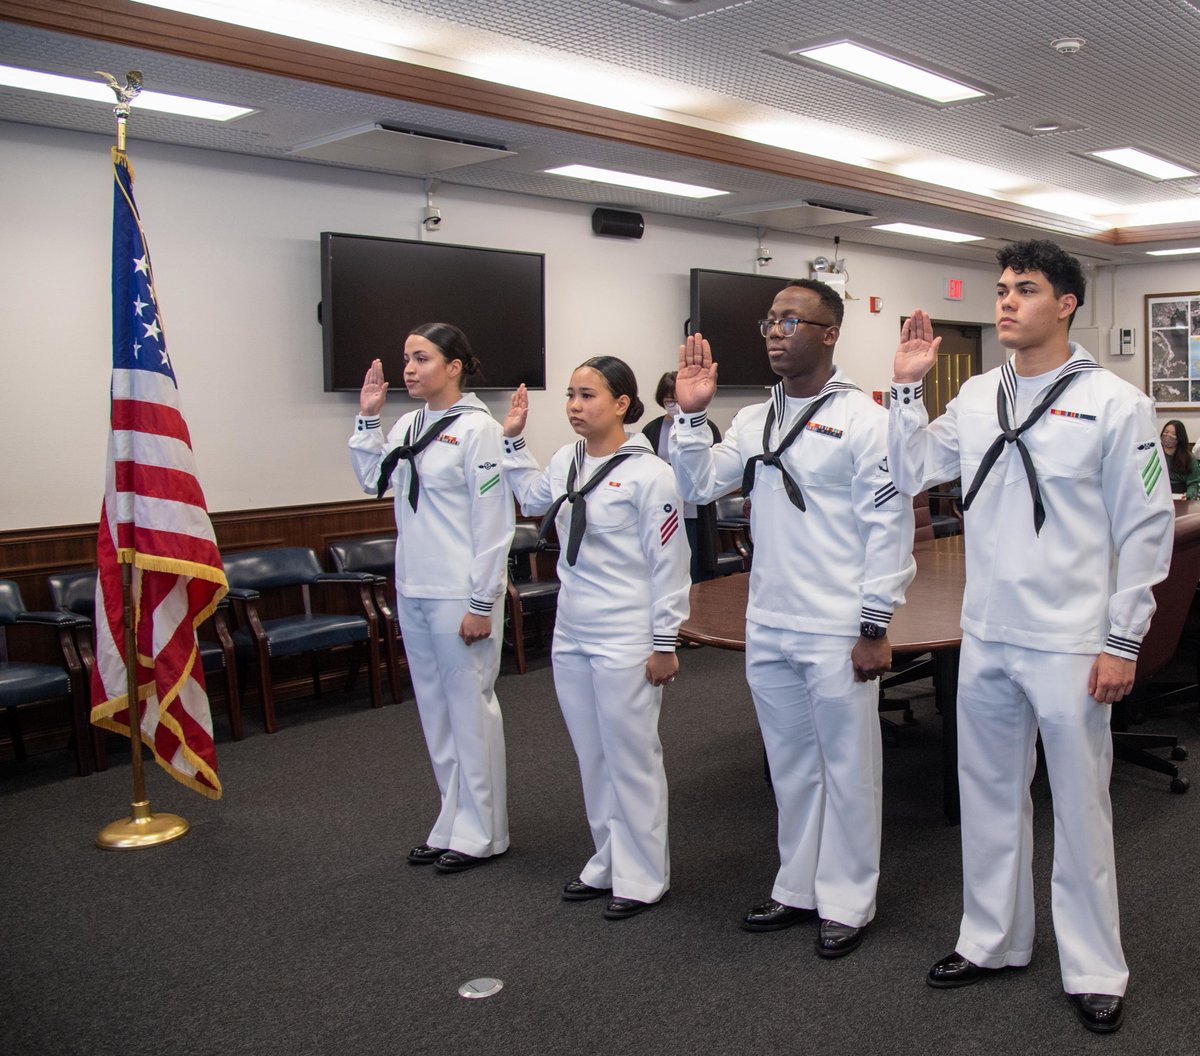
[{"left": 670, "top": 278, "right": 915, "bottom": 958}]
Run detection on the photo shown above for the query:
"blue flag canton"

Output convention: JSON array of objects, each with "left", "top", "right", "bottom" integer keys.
[{"left": 113, "top": 162, "right": 175, "bottom": 383}]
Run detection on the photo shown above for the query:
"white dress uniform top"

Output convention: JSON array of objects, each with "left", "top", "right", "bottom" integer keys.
[
  {"left": 671, "top": 372, "right": 915, "bottom": 927},
  {"left": 350, "top": 393, "right": 514, "bottom": 858},
  {"left": 888, "top": 344, "right": 1174, "bottom": 996},
  {"left": 504, "top": 432, "right": 690, "bottom": 903}
]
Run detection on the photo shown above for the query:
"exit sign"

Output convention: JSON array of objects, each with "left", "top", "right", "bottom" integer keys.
[{"left": 945, "top": 277, "right": 964, "bottom": 300}]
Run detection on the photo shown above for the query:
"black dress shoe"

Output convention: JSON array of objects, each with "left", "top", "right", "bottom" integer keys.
[
  {"left": 562, "top": 877, "right": 611, "bottom": 902},
  {"left": 816, "top": 919, "right": 866, "bottom": 958},
  {"left": 1071, "top": 993, "right": 1124, "bottom": 1034},
  {"left": 407, "top": 843, "right": 448, "bottom": 865},
  {"left": 433, "top": 849, "right": 505, "bottom": 873},
  {"left": 741, "top": 899, "right": 815, "bottom": 932},
  {"left": 603, "top": 893, "right": 666, "bottom": 920},
  {"left": 927, "top": 952, "right": 1001, "bottom": 988}
]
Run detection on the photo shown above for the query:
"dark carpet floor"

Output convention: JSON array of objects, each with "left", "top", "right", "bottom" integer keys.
[{"left": 3, "top": 644, "right": 1199, "bottom": 1056}]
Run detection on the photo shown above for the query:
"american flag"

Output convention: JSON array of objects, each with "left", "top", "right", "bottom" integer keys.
[{"left": 91, "top": 149, "right": 226, "bottom": 799}]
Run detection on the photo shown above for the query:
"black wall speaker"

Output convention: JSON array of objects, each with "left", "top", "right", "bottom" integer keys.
[{"left": 591, "top": 208, "right": 645, "bottom": 239}]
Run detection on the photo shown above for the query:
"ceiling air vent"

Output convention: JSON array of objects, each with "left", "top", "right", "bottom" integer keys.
[
  {"left": 615, "top": 0, "right": 756, "bottom": 20},
  {"left": 719, "top": 199, "right": 875, "bottom": 232},
  {"left": 289, "top": 123, "right": 514, "bottom": 175}
]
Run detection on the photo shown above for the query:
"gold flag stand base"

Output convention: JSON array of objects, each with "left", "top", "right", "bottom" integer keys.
[{"left": 96, "top": 799, "right": 189, "bottom": 851}]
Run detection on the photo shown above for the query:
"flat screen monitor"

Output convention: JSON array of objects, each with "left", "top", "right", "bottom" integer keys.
[
  {"left": 689, "top": 268, "right": 796, "bottom": 387},
  {"left": 320, "top": 232, "right": 546, "bottom": 392}
]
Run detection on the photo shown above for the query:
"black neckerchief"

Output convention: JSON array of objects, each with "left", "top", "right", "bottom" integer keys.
[
  {"left": 537, "top": 440, "right": 636, "bottom": 566},
  {"left": 376, "top": 406, "right": 467, "bottom": 510},
  {"left": 960, "top": 357, "right": 1098, "bottom": 534},
  {"left": 741, "top": 378, "right": 857, "bottom": 511}
]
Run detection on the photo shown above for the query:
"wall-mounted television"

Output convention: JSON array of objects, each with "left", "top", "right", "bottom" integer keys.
[
  {"left": 689, "top": 268, "right": 796, "bottom": 387},
  {"left": 320, "top": 232, "right": 546, "bottom": 392}
]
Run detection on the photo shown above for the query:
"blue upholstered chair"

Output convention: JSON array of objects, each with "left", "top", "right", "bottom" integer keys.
[
  {"left": 47, "top": 568, "right": 244, "bottom": 768},
  {"left": 221, "top": 547, "right": 382, "bottom": 733},
  {"left": 0, "top": 579, "right": 92, "bottom": 775},
  {"left": 327, "top": 534, "right": 406, "bottom": 706}
]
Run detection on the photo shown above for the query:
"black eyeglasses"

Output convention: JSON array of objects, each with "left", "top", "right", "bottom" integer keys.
[{"left": 758, "top": 317, "right": 837, "bottom": 337}]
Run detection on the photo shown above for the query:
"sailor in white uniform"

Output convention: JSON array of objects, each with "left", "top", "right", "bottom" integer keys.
[
  {"left": 888, "top": 240, "right": 1174, "bottom": 1034},
  {"left": 502, "top": 357, "right": 690, "bottom": 920},
  {"left": 671, "top": 279, "right": 915, "bottom": 957},
  {"left": 349, "top": 323, "right": 514, "bottom": 874}
]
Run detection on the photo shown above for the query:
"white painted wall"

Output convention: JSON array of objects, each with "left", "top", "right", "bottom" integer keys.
[
  {"left": 1102, "top": 260, "right": 1200, "bottom": 444},
  {"left": 5, "top": 119, "right": 1191, "bottom": 530}
]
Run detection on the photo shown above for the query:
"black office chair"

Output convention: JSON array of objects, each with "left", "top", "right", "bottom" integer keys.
[
  {"left": 713, "top": 493, "right": 752, "bottom": 575},
  {"left": 878, "top": 493, "right": 942, "bottom": 730},
  {"left": 0, "top": 579, "right": 92, "bottom": 775},
  {"left": 505, "top": 521, "right": 560, "bottom": 674},
  {"left": 1110, "top": 512, "right": 1200, "bottom": 793},
  {"left": 47, "top": 568, "right": 243, "bottom": 767},
  {"left": 222, "top": 547, "right": 382, "bottom": 733},
  {"left": 327, "top": 534, "right": 407, "bottom": 705}
]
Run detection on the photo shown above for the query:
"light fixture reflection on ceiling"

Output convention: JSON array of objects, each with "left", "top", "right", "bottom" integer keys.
[
  {"left": 1088, "top": 147, "right": 1198, "bottom": 180},
  {"left": 545, "top": 164, "right": 727, "bottom": 199},
  {"left": 0, "top": 64, "right": 252, "bottom": 120},
  {"left": 1017, "top": 191, "right": 1117, "bottom": 224},
  {"left": 893, "top": 159, "right": 1022, "bottom": 197},
  {"left": 1146, "top": 246, "right": 1200, "bottom": 256},
  {"left": 131, "top": 0, "right": 415, "bottom": 60},
  {"left": 872, "top": 222, "right": 983, "bottom": 243},
  {"left": 791, "top": 42, "right": 986, "bottom": 103}
]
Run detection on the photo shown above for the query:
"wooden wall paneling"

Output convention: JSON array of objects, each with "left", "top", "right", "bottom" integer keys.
[{"left": 0, "top": 498, "right": 402, "bottom": 757}]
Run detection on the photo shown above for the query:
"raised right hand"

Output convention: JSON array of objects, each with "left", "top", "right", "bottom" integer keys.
[
  {"left": 360, "top": 359, "right": 388, "bottom": 416},
  {"left": 893, "top": 310, "right": 941, "bottom": 384},
  {"left": 503, "top": 383, "right": 529, "bottom": 437},
  {"left": 675, "top": 331, "right": 718, "bottom": 413}
]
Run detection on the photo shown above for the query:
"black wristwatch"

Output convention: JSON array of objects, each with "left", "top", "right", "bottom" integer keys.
[{"left": 859, "top": 621, "right": 886, "bottom": 640}]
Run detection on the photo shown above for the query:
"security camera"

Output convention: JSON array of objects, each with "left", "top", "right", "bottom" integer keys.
[
  {"left": 422, "top": 206, "right": 442, "bottom": 231},
  {"left": 755, "top": 245, "right": 772, "bottom": 266}
]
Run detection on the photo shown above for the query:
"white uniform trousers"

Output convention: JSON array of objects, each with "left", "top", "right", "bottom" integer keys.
[
  {"left": 955, "top": 632, "right": 1128, "bottom": 996},
  {"left": 745, "top": 622, "right": 882, "bottom": 928},
  {"left": 552, "top": 630, "right": 669, "bottom": 904},
  {"left": 397, "top": 595, "right": 509, "bottom": 858}
]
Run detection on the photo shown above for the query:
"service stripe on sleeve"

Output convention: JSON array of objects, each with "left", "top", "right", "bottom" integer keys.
[
  {"left": 1141, "top": 452, "right": 1162, "bottom": 495},
  {"left": 479, "top": 473, "right": 500, "bottom": 495},
  {"left": 661, "top": 508, "right": 680, "bottom": 545}
]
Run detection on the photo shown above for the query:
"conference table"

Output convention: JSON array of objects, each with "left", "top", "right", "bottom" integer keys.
[{"left": 679, "top": 535, "right": 968, "bottom": 821}]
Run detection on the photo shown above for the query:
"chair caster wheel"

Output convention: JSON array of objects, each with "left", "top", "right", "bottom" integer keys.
[
  {"left": 1170, "top": 777, "right": 1190, "bottom": 794},
  {"left": 1171, "top": 745, "right": 1188, "bottom": 761}
]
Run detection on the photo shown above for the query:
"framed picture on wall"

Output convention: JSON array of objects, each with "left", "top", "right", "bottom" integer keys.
[{"left": 1145, "top": 291, "right": 1200, "bottom": 408}]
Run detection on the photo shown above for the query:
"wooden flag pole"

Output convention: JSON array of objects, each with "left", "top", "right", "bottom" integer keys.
[{"left": 95, "top": 71, "right": 189, "bottom": 851}]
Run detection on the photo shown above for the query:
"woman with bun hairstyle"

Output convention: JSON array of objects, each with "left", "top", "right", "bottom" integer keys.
[
  {"left": 350, "top": 322, "right": 514, "bottom": 873},
  {"left": 503, "top": 357, "right": 690, "bottom": 919}
]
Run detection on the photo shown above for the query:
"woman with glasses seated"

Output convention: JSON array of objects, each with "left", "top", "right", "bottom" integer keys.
[{"left": 1160, "top": 419, "right": 1200, "bottom": 499}]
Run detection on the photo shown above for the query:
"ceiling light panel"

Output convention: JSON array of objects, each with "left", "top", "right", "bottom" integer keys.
[
  {"left": 872, "top": 222, "right": 983, "bottom": 243},
  {"left": 1146, "top": 246, "right": 1200, "bottom": 256},
  {"left": 1086, "top": 147, "right": 1198, "bottom": 180},
  {"left": 779, "top": 38, "right": 995, "bottom": 105},
  {"left": 546, "top": 164, "right": 727, "bottom": 198},
  {"left": 0, "top": 63, "right": 252, "bottom": 120}
]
